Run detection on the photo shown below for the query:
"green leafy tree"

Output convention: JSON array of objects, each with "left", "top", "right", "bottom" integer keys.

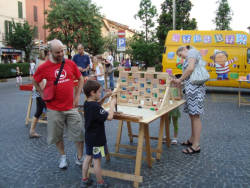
[
  {"left": 134, "top": 0, "right": 157, "bottom": 42},
  {"left": 129, "top": 0, "right": 161, "bottom": 68},
  {"left": 213, "top": 0, "right": 233, "bottom": 30},
  {"left": 6, "top": 21, "right": 34, "bottom": 62},
  {"left": 156, "top": 0, "right": 197, "bottom": 46},
  {"left": 128, "top": 34, "right": 161, "bottom": 68},
  {"left": 45, "top": 0, "right": 104, "bottom": 58},
  {"left": 103, "top": 33, "right": 117, "bottom": 54}
]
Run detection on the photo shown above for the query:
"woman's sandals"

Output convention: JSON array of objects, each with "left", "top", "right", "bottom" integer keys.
[
  {"left": 181, "top": 140, "right": 192, "bottom": 146},
  {"left": 182, "top": 146, "right": 200, "bottom": 154}
]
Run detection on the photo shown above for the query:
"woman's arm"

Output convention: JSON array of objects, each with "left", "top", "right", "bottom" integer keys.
[
  {"left": 172, "top": 58, "right": 196, "bottom": 86},
  {"left": 107, "top": 97, "right": 116, "bottom": 120}
]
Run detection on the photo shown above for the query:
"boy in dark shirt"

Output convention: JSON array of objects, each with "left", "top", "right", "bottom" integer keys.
[{"left": 81, "top": 80, "right": 116, "bottom": 188}]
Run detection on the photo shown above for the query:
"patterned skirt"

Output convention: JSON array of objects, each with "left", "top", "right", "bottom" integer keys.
[{"left": 183, "top": 79, "right": 206, "bottom": 115}]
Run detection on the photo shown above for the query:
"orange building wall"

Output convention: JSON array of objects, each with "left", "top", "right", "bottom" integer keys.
[{"left": 25, "top": 0, "right": 50, "bottom": 43}]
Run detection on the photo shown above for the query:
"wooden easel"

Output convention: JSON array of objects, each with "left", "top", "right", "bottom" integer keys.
[
  {"left": 87, "top": 67, "right": 185, "bottom": 187},
  {"left": 19, "top": 84, "right": 48, "bottom": 125}
]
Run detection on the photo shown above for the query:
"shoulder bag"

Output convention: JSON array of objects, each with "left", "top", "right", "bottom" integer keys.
[
  {"left": 190, "top": 58, "right": 210, "bottom": 85},
  {"left": 43, "top": 59, "right": 65, "bottom": 102}
]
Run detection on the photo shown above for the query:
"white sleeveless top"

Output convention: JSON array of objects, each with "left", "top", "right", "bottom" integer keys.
[{"left": 96, "top": 64, "right": 104, "bottom": 81}]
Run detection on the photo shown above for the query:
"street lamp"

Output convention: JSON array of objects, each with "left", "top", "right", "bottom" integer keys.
[{"left": 173, "top": 0, "right": 176, "bottom": 30}]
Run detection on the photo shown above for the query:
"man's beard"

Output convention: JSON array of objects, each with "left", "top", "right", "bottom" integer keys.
[{"left": 50, "top": 54, "right": 62, "bottom": 63}]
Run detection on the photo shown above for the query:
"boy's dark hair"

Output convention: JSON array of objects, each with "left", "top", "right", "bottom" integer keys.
[{"left": 83, "top": 80, "right": 101, "bottom": 98}]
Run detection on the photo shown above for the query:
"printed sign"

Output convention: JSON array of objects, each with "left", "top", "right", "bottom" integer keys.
[
  {"left": 214, "top": 34, "right": 224, "bottom": 42},
  {"left": 193, "top": 35, "right": 202, "bottom": 43},
  {"left": 118, "top": 30, "right": 125, "bottom": 38},
  {"left": 236, "top": 34, "right": 247, "bottom": 45},
  {"left": 182, "top": 35, "right": 191, "bottom": 43},
  {"left": 225, "top": 35, "right": 235, "bottom": 44},
  {"left": 117, "top": 38, "right": 126, "bottom": 51},
  {"left": 172, "top": 34, "right": 180, "bottom": 42},
  {"left": 203, "top": 35, "right": 212, "bottom": 43}
]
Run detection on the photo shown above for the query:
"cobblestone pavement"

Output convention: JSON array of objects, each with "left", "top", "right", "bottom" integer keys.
[{"left": 0, "top": 77, "right": 250, "bottom": 188}]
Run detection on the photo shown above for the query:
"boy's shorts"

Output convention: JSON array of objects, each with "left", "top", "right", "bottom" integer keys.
[{"left": 86, "top": 144, "right": 108, "bottom": 159}]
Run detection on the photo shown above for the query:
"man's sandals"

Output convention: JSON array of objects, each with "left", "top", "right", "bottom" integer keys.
[
  {"left": 182, "top": 146, "right": 200, "bottom": 155},
  {"left": 29, "top": 132, "right": 41, "bottom": 139}
]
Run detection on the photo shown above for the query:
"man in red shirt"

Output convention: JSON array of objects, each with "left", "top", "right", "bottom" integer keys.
[{"left": 33, "top": 39, "right": 84, "bottom": 169}]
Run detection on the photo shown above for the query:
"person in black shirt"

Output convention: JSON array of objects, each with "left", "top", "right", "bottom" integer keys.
[{"left": 81, "top": 80, "right": 116, "bottom": 188}]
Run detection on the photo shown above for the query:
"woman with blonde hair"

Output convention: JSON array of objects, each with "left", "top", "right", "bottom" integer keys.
[{"left": 172, "top": 45, "right": 206, "bottom": 154}]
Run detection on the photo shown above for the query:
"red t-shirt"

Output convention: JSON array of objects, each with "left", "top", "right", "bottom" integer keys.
[{"left": 33, "top": 59, "right": 81, "bottom": 111}]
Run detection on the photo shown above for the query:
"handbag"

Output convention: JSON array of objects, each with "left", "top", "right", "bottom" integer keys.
[
  {"left": 190, "top": 59, "right": 210, "bottom": 85},
  {"left": 43, "top": 59, "right": 65, "bottom": 102}
]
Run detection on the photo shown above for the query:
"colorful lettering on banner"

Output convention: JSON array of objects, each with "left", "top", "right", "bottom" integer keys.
[
  {"left": 193, "top": 35, "right": 202, "bottom": 43},
  {"left": 203, "top": 35, "right": 212, "bottom": 43},
  {"left": 172, "top": 34, "right": 180, "bottom": 42},
  {"left": 214, "top": 34, "right": 224, "bottom": 42},
  {"left": 167, "top": 52, "right": 175, "bottom": 59},
  {"left": 236, "top": 34, "right": 247, "bottom": 45},
  {"left": 182, "top": 35, "right": 191, "bottom": 43},
  {"left": 225, "top": 35, "right": 235, "bottom": 44}
]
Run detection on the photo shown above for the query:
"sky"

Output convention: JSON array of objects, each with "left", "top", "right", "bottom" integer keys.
[{"left": 91, "top": 0, "right": 250, "bottom": 32}]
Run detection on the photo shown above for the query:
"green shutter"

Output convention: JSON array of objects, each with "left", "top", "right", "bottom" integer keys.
[
  {"left": 18, "top": 1, "right": 23, "bottom": 18},
  {"left": 8, "top": 21, "right": 12, "bottom": 33},
  {"left": 4, "top": 20, "right": 9, "bottom": 36}
]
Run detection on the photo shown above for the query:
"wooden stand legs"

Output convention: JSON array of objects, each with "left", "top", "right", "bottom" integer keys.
[{"left": 25, "top": 93, "right": 33, "bottom": 125}]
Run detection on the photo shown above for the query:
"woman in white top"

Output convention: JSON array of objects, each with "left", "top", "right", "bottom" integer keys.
[{"left": 93, "top": 56, "right": 105, "bottom": 97}]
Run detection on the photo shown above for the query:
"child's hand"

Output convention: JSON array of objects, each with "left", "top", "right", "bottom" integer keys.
[{"left": 104, "top": 89, "right": 112, "bottom": 98}]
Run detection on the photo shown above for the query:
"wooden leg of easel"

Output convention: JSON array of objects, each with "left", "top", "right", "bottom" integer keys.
[
  {"left": 164, "top": 114, "right": 171, "bottom": 148},
  {"left": 104, "top": 72, "right": 108, "bottom": 90},
  {"left": 144, "top": 124, "right": 152, "bottom": 168},
  {"left": 156, "top": 116, "right": 165, "bottom": 160},
  {"left": 25, "top": 93, "right": 33, "bottom": 126},
  {"left": 133, "top": 123, "right": 145, "bottom": 188},
  {"left": 115, "top": 120, "right": 123, "bottom": 153},
  {"left": 127, "top": 121, "right": 133, "bottom": 143}
]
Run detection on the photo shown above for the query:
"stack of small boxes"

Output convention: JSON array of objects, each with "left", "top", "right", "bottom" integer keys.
[{"left": 118, "top": 66, "right": 172, "bottom": 111}]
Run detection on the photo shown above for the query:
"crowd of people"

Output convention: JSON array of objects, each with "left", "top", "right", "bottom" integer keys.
[{"left": 26, "top": 39, "right": 206, "bottom": 187}]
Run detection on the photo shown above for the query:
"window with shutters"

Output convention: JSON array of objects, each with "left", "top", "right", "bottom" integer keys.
[
  {"left": 18, "top": 1, "right": 23, "bottom": 19},
  {"left": 4, "top": 20, "right": 12, "bottom": 38},
  {"left": 34, "top": 6, "right": 38, "bottom": 22}
]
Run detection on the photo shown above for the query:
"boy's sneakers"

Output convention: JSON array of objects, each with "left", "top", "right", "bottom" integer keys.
[
  {"left": 75, "top": 153, "right": 84, "bottom": 166},
  {"left": 97, "top": 182, "right": 109, "bottom": 188},
  {"left": 80, "top": 178, "right": 93, "bottom": 188},
  {"left": 171, "top": 138, "right": 178, "bottom": 145},
  {"left": 59, "top": 155, "right": 68, "bottom": 169}
]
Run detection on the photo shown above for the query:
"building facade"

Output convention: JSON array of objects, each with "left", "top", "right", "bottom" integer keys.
[
  {"left": 102, "top": 18, "right": 135, "bottom": 39},
  {"left": 0, "top": 0, "right": 26, "bottom": 63},
  {"left": 25, "top": 0, "right": 50, "bottom": 45}
]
